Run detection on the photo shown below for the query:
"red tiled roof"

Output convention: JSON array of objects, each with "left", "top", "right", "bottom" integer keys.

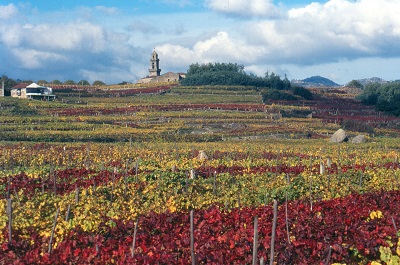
[{"left": 11, "top": 83, "right": 29, "bottom": 89}]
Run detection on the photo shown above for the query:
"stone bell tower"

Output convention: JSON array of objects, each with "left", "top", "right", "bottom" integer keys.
[{"left": 149, "top": 50, "right": 161, "bottom": 77}]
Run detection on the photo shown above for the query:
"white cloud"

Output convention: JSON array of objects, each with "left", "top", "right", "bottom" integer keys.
[
  {"left": 11, "top": 48, "right": 67, "bottom": 69},
  {"left": 193, "top": 31, "right": 263, "bottom": 62},
  {"left": 205, "top": 0, "right": 279, "bottom": 17},
  {"left": 0, "top": 3, "right": 18, "bottom": 20},
  {"left": 2, "top": 0, "right": 400, "bottom": 84},
  {"left": 1, "top": 21, "right": 116, "bottom": 52},
  {"left": 159, "top": 0, "right": 193, "bottom": 7},
  {"left": 127, "top": 20, "right": 161, "bottom": 34},
  {"left": 95, "top": 6, "right": 119, "bottom": 16},
  {"left": 157, "top": 44, "right": 197, "bottom": 67}
]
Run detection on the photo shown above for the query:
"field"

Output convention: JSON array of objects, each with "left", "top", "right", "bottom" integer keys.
[{"left": 1, "top": 85, "right": 400, "bottom": 264}]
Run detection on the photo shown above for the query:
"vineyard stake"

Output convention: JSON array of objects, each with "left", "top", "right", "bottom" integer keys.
[
  {"left": 269, "top": 200, "right": 277, "bottom": 265},
  {"left": 42, "top": 175, "right": 45, "bottom": 194},
  {"left": 110, "top": 167, "right": 116, "bottom": 203},
  {"left": 7, "top": 198, "right": 12, "bottom": 246},
  {"left": 131, "top": 218, "right": 139, "bottom": 258},
  {"left": 75, "top": 187, "right": 80, "bottom": 204},
  {"left": 309, "top": 174, "right": 313, "bottom": 211},
  {"left": 359, "top": 171, "right": 364, "bottom": 187},
  {"left": 135, "top": 159, "right": 140, "bottom": 182},
  {"left": 185, "top": 171, "right": 189, "bottom": 194},
  {"left": 190, "top": 210, "right": 196, "bottom": 265},
  {"left": 13, "top": 188, "right": 21, "bottom": 206},
  {"left": 52, "top": 166, "right": 57, "bottom": 195},
  {"left": 65, "top": 204, "right": 71, "bottom": 222},
  {"left": 392, "top": 216, "right": 398, "bottom": 232},
  {"left": 124, "top": 160, "right": 128, "bottom": 198},
  {"left": 7, "top": 177, "right": 10, "bottom": 199},
  {"left": 260, "top": 257, "right": 265, "bottom": 265},
  {"left": 48, "top": 207, "right": 60, "bottom": 254},
  {"left": 285, "top": 191, "right": 290, "bottom": 244},
  {"left": 252, "top": 216, "right": 259, "bottom": 265},
  {"left": 213, "top": 171, "right": 217, "bottom": 196},
  {"left": 324, "top": 246, "right": 332, "bottom": 265},
  {"left": 237, "top": 188, "right": 241, "bottom": 210}
]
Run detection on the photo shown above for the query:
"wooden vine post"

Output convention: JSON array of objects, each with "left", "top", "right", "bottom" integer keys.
[
  {"left": 190, "top": 210, "right": 196, "bottom": 265},
  {"left": 269, "top": 200, "right": 278, "bottom": 265},
  {"left": 48, "top": 207, "right": 60, "bottom": 254},
  {"left": 252, "top": 216, "right": 259, "bottom": 265},
  {"left": 131, "top": 218, "right": 139, "bottom": 258},
  {"left": 7, "top": 198, "right": 12, "bottom": 246}
]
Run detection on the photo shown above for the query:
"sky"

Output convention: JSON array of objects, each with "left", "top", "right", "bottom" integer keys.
[{"left": 1, "top": 0, "right": 400, "bottom": 85}]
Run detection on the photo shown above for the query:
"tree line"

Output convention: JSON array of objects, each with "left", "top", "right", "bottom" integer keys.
[
  {"left": 358, "top": 81, "right": 400, "bottom": 116},
  {"left": 181, "top": 62, "right": 291, "bottom": 89},
  {"left": 181, "top": 62, "right": 314, "bottom": 102},
  {"left": 0, "top": 75, "right": 114, "bottom": 90}
]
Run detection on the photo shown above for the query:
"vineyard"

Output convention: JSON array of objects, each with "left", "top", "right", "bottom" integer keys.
[{"left": 1, "top": 85, "right": 400, "bottom": 264}]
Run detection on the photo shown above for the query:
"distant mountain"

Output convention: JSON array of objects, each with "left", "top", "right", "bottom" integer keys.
[
  {"left": 356, "top": 77, "right": 387, "bottom": 86},
  {"left": 291, "top": 76, "right": 340, "bottom": 87}
]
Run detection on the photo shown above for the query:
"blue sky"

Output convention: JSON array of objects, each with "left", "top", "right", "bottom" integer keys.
[{"left": 1, "top": 0, "right": 400, "bottom": 85}]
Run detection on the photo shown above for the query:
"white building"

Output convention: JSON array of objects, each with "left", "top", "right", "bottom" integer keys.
[{"left": 11, "top": 83, "right": 56, "bottom": 100}]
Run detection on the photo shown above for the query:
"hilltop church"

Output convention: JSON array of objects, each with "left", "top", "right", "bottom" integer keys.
[{"left": 137, "top": 50, "right": 185, "bottom": 84}]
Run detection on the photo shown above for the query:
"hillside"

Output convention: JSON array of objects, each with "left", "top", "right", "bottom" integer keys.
[{"left": 292, "top": 75, "right": 340, "bottom": 87}]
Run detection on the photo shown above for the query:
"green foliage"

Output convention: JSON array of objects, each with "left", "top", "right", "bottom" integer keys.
[
  {"left": 261, "top": 89, "right": 297, "bottom": 102},
  {"left": 78, "top": 80, "right": 90, "bottom": 86},
  {"left": 181, "top": 62, "right": 290, "bottom": 89},
  {"left": 1, "top": 98, "right": 38, "bottom": 115},
  {"left": 37, "top": 80, "right": 48, "bottom": 85},
  {"left": 347, "top": 79, "right": 364, "bottom": 89},
  {"left": 1, "top": 75, "right": 17, "bottom": 89},
  {"left": 51, "top": 80, "right": 63, "bottom": 85},
  {"left": 358, "top": 82, "right": 400, "bottom": 116},
  {"left": 341, "top": 119, "right": 375, "bottom": 134},
  {"left": 64, "top": 80, "right": 76, "bottom": 85},
  {"left": 378, "top": 246, "right": 400, "bottom": 265},
  {"left": 93, "top": 80, "right": 106, "bottom": 86},
  {"left": 292, "top": 86, "right": 314, "bottom": 100}
]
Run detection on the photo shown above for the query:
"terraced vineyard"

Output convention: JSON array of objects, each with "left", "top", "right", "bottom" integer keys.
[{"left": 1, "top": 85, "right": 400, "bottom": 264}]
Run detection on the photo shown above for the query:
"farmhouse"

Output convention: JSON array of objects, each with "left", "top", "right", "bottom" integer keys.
[
  {"left": 11, "top": 83, "right": 56, "bottom": 100},
  {"left": 137, "top": 50, "right": 186, "bottom": 84}
]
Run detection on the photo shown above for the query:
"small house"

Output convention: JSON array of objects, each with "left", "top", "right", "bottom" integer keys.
[{"left": 11, "top": 83, "right": 56, "bottom": 100}]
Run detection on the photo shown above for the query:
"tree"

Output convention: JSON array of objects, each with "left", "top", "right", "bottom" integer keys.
[
  {"left": 347, "top": 80, "right": 364, "bottom": 89},
  {"left": 1, "top": 75, "right": 17, "bottom": 89},
  {"left": 93, "top": 80, "right": 106, "bottom": 86},
  {"left": 292, "top": 86, "right": 313, "bottom": 100},
  {"left": 78, "top": 80, "right": 90, "bottom": 86},
  {"left": 51, "top": 80, "right": 62, "bottom": 85},
  {"left": 64, "top": 80, "right": 76, "bottom": 85},
  {"left": 182, "top": 62, "right": 288, "bottom": 88},
  {"left": 37, "top": 80, "right": 48, "bottom": 85},
  {"left": 358, "top": 81, "right": 400, "bottom": 116}
]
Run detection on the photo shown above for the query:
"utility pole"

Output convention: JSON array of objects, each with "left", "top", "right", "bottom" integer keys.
[{"left": 1, "top": 78, "right": 4, "bottom": 97}]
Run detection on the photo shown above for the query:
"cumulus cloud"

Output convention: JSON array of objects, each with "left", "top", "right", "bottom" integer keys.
[
  {"left": 0, "top": 3, "right": 18, "bottom": 20},
  {"left": 126, "top": 20, "right": 161, "bottom": 34},
  {"left": 95, "top": 6, "right": 119, "bottom": 16},
  {"left": 2, "top": 0, "right": 400, "bottom": 84},
  {"left": 157, "top": 44, "right": 197, "bottom": 68},
  {"left": 10, "top": 48, "right": 67, "bottom": 69},
  {"left": 205, "top": 0, "right": 279, "bottom": 17},
  {"left": 197, "top": 0, "right": 400, "bottom": 66},
  {"left": 159, "top": 0, "right": 192, "bottom": 7},
  {"left": 0, "top": 21, "right": 113, "bottom": 52}
]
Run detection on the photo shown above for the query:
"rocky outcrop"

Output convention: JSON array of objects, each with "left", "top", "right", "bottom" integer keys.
[
  {"left": 330, "top": 129, "right": 348, "bottom": 143},
  {"left": 351, "top": 135, "right": 366, "bottom": 144}
]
